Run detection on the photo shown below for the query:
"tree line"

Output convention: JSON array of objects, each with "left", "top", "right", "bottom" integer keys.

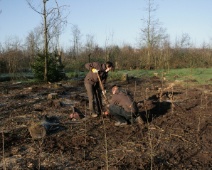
[{"left": 0, "top": 41, "right": 211, "bottom": 74}]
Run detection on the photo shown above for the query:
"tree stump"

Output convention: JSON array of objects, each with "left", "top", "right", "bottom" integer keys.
[
  {"left": 47, "top": 93, "right": 58, "bottom": 100},
  {"left": 121, "top": 73, "right": 129, "bottom": 82},
  {"left": 28, "top": 122, "right": 46, "bottom": 139}
]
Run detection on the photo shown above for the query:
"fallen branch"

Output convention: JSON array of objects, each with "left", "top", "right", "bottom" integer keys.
[{"left": 170, "top": 133, "right": 198, "bottom": 146}]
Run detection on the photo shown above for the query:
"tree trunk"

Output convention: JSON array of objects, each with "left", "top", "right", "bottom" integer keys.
[{"left": 43, "top": 0, "right": 48, "bottom": 82}]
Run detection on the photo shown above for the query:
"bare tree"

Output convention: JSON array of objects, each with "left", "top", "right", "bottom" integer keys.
[
  {"left": 70, "top": 25, "right": 82, "bottom": 59},
  {"left": 25, "top": 27, "right": 43, "bottom": 66},
  {"left": 160, "top": 39, "right": 172, "bottom": 71},
  {"left": 26, "top": 0, "right": 68, "bottom": 81},
  {"left": 84, "top": 34, "right": 96, "bottom": 59},
  {"left": 104, "top": 31, "right": 114, "bottom": 62},
  {"left": 175, "top": 33, "right": 192, "bottom": 49},
  {"left": 2, "top": 37, "right": 28, "bottom": 77},
  {"left": 139, "top": 0, "right": 167, "bottom": 69}
]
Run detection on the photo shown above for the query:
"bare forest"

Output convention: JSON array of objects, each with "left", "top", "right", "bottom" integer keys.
[{"left": 0, "top": 42, "right": 212, "bottom": 77}]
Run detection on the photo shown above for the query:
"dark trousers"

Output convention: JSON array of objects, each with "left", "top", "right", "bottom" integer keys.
[
  {"left": 85, "top": 83, "right": 102, "bottom": 114},
  {"left": 108, "top": 105, "right": 136, "bottom": 123}
]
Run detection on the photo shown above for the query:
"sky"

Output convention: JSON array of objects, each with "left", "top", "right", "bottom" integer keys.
[{"left": 0, "top": 0, "right": 212, "bottom": 49}]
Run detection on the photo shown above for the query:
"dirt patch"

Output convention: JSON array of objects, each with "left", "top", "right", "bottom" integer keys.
[{"left": 0, "top": 77, "right": 211, "bottom": 169}]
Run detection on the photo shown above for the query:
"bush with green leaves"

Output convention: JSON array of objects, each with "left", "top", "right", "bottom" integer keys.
[{"left": 32, "top": 52, "right": 67, "bottom": 82}]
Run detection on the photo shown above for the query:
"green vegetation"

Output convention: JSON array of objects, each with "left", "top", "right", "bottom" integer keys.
[
  {"left": 66, "top": 71, "right": 85, "bottom": 79},
  {"left": 1, "top": 68, "right": 211, "bottom": 86},
  {"left": 64, "top": 68, "right": 212, "bottom": 85},
  {"left": 158, "top": 68, "right": 212, "bottom": 85},
  {"left": 32, "top": 52, "right": 67, "bottom": 82}
]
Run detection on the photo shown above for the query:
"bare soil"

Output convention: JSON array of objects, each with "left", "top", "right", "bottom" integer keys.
[{"left": 0, "top": 76, "right": 211, "bottom": 170}]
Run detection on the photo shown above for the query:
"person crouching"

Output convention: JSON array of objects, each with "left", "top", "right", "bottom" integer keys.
[{"left": 104, "top": 85, "right": 142, "bottom": 126}]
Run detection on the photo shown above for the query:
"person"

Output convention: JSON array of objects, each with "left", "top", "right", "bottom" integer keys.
[
  {"left": 84, "top": 61, "right": 113, "bottom": 117},
  {"left": 104, "top": 85, "right": 142, "bottom": 126}
]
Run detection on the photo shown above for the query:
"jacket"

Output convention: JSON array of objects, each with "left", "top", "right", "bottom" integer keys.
[
  {"left": 109, "top": 90, "right": 137, "bottom": 113},
  {"left": 84, "top": 62, "right": 108, "bottom": 85}
]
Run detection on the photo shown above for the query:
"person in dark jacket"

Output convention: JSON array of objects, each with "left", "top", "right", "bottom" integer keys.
[
  {"left": 84, "top": 61, "right": 113, "bottom": 117},
  {"left": 104, "top": 85, "right": 142, "bottom": 126}
]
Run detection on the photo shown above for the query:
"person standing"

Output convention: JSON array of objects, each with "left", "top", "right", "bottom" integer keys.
[
  {"left": 84, "top": 61, "right": 113, "bottom": 117},
  {"left": 104, "top": 85, "right": 142, "bottom": 126}
]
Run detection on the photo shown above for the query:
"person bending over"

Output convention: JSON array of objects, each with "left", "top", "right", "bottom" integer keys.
[{"left": 84, "top": 61, "right": 113, "bottom": 117}]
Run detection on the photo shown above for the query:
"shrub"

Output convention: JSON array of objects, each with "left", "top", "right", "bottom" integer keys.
[{"left": 32, "top": 52, "right": 67, "bottom": 82}]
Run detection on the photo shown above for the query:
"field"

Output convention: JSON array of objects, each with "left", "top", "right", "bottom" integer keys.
[{"left": 0, "top": 71, "right": 211, "bottom": 169}]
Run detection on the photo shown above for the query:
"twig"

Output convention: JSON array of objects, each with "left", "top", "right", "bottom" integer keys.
[
  {"left": 84, "top": 104, "right": 87, "bottom": 144},
  {"left": 101, "top": 116, "right": 109, "bottom": 170},
  {"left": 131, "top": 80, "right": 137, "bottom": 124},
  {"left": 2, "top": 130, "right": 6, "bottom": 170},
  {"left": 170, "top": 134, "right": 198, "bottom": 146}
]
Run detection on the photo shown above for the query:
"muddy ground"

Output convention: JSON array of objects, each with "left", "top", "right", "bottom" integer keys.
[{"left": 0, "top": 76, "right": 211, "bottom": 170}]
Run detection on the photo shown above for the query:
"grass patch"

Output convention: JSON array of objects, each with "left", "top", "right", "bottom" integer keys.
[
  {"left": 162, "top": 68, "right": 212, "bottom": 85},
  {"left": 108, "top": 68, "right": 212, "bottom": 85},
  {"left": 1, "top": 68, "right": 211, "bottom": 86},
  {"left": 66, "top": 71, "right": 85, "bottom": 79}
]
